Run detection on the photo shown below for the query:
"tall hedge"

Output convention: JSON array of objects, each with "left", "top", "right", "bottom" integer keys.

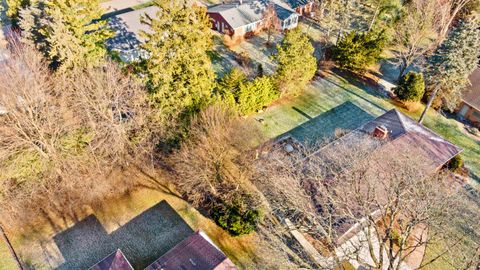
[{"left": 236, "top": 76, "right": 279, "bottom": 115}]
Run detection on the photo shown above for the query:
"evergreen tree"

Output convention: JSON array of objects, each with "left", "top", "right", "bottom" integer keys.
[
  {"left": 333, "top": 30, "right": 387, "bottom": 73},
  {"left": 237, "top": 76, "right": 279, "bottom": 115},
  {"left": 424, "top": 18, "right": 480, "bottom": 111},
  {"left": 274, "top": 28, "right": 317, "bottom": 95},
  {"left": 19, "top": 0, "right": 112, "bottom": 71},
  {"left": 215, "top": 68, "right": 246, "bottom": 108},
  {"left": 6, "top": 0, "right": 31, "bottom": 25},
  {"left": 139, "top": 0, "right": 215, "bottom": 120},
  {"left": 394, "top": 71, "right": 425, "bottom": 102}
]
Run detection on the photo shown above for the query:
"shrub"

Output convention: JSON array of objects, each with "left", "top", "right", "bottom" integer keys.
[
  {"left": 332, "top": 30, "right": 387, "bottom": 73},
  {"left": 212, "top": 202, "right": 261, "bottom": 236},
  {"left": 448, "top": 155, "right": 463, "bottom": 171},
  {"left": 394, "top": 72, "right": 425, "bottom": 102},
  {"left": 236, "top": 76, "right": 279, "bottom": 115}
]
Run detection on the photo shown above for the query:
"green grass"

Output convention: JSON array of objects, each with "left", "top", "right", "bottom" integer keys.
[{"left": 252, "top": 70, "right": 480, "bottom": 182}]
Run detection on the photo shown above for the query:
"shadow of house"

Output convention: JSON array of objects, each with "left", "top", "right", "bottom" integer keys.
[
  {"left": 54, "top": 201, "right": 194, "bottom": 270},
  {"left": 281, "top": 101, "right": 375, "bottom": 144}
]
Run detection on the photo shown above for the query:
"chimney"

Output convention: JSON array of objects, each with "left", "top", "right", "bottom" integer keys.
[{"left": 373, "top": 125, "right": 389, "bottom": 139}]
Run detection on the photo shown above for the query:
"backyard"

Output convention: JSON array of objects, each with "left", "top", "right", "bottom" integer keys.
[
  {"left": 246, "top": 68, "right": 480, "bottom": 269},
  {"left": 0, "top": 168, "right": 272, "bottom": 270}
]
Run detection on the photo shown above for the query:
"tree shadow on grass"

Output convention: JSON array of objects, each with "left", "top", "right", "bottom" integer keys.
[
  {"left": 54, "top": 201, "right": 194, "bottom": 270},
  {"left": 281, "top": 101, "right": 375, "bottom": 144}
]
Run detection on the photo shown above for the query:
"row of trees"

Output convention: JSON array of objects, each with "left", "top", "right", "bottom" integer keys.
[{"left": 215, "top": 28, "right": 317, "bottom": 115}]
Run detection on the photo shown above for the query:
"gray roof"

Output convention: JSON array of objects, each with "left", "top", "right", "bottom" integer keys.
[
  {"left": 106, "top": 6, "right": 159, "bottom": 62},
  {"left": 285, "top": 0, "right": 311, "bottom": 9},
  {"left": 208, "top": 0, "right": 297, "bottom": 28}
]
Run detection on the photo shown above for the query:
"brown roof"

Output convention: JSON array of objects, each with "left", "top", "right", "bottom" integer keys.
[
  {"left": 89, "top": 249, "right": 134, "bottom": 270},
  {"left": 462, "top": 68, "right": 480, "bottom": 110},
  {"left": 357, "top": 109, "right": 462, "bottom": 171},
  {"left": 144, "top": 231, "right": 236, "bottom": 270}
]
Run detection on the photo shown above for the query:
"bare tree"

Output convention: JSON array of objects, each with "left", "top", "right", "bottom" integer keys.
[
  {"left": 262, "top": 3, "right": 280, "bottom": 46},
  {"left": 0, "top": 42, "right": 157, "bottom": 226},
  {"left": 391, "top": 0, "right": 438, "bottom": 81},
  {"left": 253, "top": 134, "right": 479, "bottom": 269},
  {"left": 169, "top": 105, "right": 265, "bottom": 210},
  {"left": 435, "top": 0, "right": 476, "bottom": 45}
]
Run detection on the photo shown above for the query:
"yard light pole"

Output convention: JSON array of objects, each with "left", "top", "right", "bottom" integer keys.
[
  {"left": 419, "top": 85, "right": 440, "bottom": 124},
  {"left": 0, "top": 223, "right": 23, "bottom": 270}
]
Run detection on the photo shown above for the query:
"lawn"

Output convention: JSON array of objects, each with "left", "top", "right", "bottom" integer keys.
[
  {"left": 0, "top": 168, "right": 272, "bottom": 269},
  {"left": 251, "top": 69, "right": 480, "bottom": 183},
  {"left": 250, "top": 69, "right": 480, "bottom": 269}
]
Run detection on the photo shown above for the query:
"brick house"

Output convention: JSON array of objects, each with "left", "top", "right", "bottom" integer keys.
[
  {"left": 207, "top": 0, "right": 299, "bottom": 38},
  {"left": 284, "top": 0, "right": 314, "bottom": 16},
  {"left": 456, "top": 68, "right": 480, "bottom": 128}
]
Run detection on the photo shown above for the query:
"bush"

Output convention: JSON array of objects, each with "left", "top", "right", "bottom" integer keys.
[
  {"left": 236, "top": 76, "right": 279, "bottom": 114},
  {"left": 212, "top": 202, "right": 261, "bottom": 236},
  {"left": 448, "top": 155, "right": 463, "bottom": 171},
  {"left": 394, "top": 72, "right": 425, "bottom": 102},
  {"left": 332, "top": 30, "right": 387, "bottom": 73}
]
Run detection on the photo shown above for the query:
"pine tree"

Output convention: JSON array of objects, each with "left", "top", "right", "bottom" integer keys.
[
  {"left": 237, "top": 76, "right": 279, "bottom": 115},
  {"left": 214, "top": 68, "right": 246, "bottom": 108},
  {"left": 394, "top": 71, "right": 425, "bottom": 102},
  {"left": 19, "top": 0, "right": 112, "bottom": 71},
  {"left": 274, "top": 28, "right": 317, "bottom": 95},
  {"left": 424, "top": 18, "right": 480, "bottom": 111},
  {"left": 5, "top": 0, "right": 31, "bottom": 25},
  {"left": 333, "top": 30, "right": 387, "bottom": 73},
  {"left": 139, "top": 0, "right": 215, "bottom": 120}
]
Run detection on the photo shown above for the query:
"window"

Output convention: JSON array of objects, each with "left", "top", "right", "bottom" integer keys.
[{"left": 472, "top": 110, "right": 480, "bottom": 121}]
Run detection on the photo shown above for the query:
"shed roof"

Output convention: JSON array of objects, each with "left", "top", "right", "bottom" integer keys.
[
  {"left": 89, "top": 249, "right": 133, "bottom": 270},
  {"left": 144, "top": 231, "right": 236, "bottom": 270}
]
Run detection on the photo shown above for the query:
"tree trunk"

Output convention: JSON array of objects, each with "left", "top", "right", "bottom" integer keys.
[
  {"left": 0, "top": 224, "right": 23, "bottom": 270},
  {"left": 419, "top": 86, "right": 440, "bottom": 124},
  {"left": 368, "top": 5, "right": 379, "bottom": 32},
  {"left": 397, "top": 57, "right": 410, "bottom": 82}
]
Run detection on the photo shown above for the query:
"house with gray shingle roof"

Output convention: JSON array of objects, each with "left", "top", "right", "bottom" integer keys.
[{"left": 207, "top": 0, "right": 299, "bottom": 38}]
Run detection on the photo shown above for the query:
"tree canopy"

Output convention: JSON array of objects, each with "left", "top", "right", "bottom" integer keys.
[
  {"left": 139, "top": 0, "right": 215, "bottom": 121},
  {"left": 19, "top": 0, "right": 112, "bottom": 71},
  {"left": 274, "top": 27, "right": 317, "bottom": 95},
  {"left": 333, "top": 30, "right": 387, "bottom": 73},
  {"left": 394, "top": 71, "right": 425, "bottom": 102},
  {"left": 425, "top": 17, "right": 480, "bottom": 111}
]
